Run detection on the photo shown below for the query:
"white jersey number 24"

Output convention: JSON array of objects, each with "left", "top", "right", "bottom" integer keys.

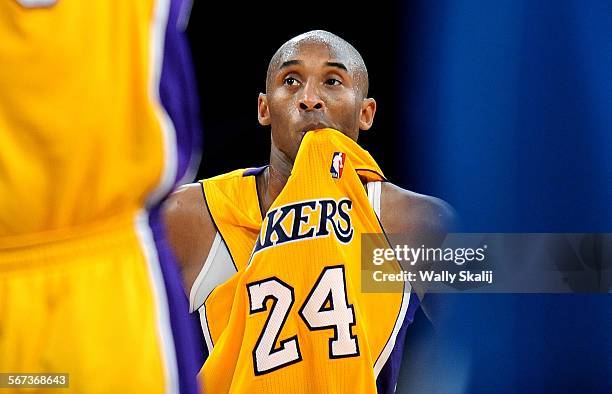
[{"left": 247, "top": 265, "right": 359, "bottom": 375}]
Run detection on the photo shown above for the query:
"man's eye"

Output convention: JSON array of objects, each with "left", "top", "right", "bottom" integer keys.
[
  {"left": 284, "top": 77, "right": 300, "bottom": 86},
  {"left": 325, "top": 78, "right": 342, "bottom": 86}
]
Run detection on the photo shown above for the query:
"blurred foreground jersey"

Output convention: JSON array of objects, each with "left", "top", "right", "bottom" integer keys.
[
  {"left": 200, "top": 129, "right": 413, "bottom": 393},
  {"left": 0, "top": 1, "right": 202, "bottom": 392},
  {"left": 0, "top": 0, "right": 200, "bottom": 245}
]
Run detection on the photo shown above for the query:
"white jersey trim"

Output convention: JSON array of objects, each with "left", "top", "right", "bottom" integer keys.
[
  {"left": 189, "top": 231, "right": 237, "bottom": 352},
  {"left": 368, "top": 181, "right": 412, "bottom": 380},
  {"left": 366, "top": 181, "right": 382, "bottom": 219},
  {"left": 373, "top": 285, "right": 411, "bottom": 379},
  {"left": 189, "top": 232, "right": 236, "bottom": 313}
]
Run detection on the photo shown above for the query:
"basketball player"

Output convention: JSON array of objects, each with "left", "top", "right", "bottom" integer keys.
[
  {"left": 164, "top": 31, "right": 454, "bottom": 392},
  {"left": 0, "top": 1, "right": 202, "bottom": 393}
]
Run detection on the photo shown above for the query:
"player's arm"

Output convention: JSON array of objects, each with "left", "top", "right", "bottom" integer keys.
[
  {"left": 162, "top": 183, "right": 217, "bottom": 294},
  {"left": 380, "top": 182, "right": 456, "bottom": 241},
  {"left": 380, "top": 182, "right": 457, "bottom": 324}
]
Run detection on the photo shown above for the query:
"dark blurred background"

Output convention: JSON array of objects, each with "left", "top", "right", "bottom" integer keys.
[{"left": 186, "top": 1, "right": 612, "bottom": 393}]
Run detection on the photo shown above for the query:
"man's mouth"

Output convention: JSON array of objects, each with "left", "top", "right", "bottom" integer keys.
[{"left": 298, "top": 122, "right": 331, "bottom": 136}]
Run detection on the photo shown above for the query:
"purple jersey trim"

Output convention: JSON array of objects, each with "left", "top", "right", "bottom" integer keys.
[
  {"left": 376, "top": 292, "right": 421, "bottom": 393},
  {"left": 154, "top": 3, "right": 205, "bottom": 390},
  {"left": 149, "top": 206, "right": 205, "bottom": 394},
  {"left": 159, "top": 0, "right": 202, "bottom": 188},
  {"left": 150, "top": 0, "right": 206, "bottom": 365},
  {"left": 242, "top": 165, "right": 269, "bottom": 177}
]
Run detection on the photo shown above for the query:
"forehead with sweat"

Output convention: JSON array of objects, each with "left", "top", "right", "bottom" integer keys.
[{"left": 265, "top": 30, "right": 369, "bottom": 98}]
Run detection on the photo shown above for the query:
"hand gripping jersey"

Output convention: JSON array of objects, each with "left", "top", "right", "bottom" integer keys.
[{"left": 196, "top": 129, "right": 415, "bottom": 393}]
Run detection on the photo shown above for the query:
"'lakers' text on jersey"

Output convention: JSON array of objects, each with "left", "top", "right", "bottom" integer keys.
[{"left": 254, "top": 197, "right": 354, "bottom": 254}]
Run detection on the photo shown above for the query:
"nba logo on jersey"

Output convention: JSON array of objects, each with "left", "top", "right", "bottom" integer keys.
[{"left": 330, "top": 152, "right": 346, "bottom": 179}]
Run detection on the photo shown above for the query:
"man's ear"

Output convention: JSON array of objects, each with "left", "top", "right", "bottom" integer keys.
[
  {"left": 258, "top": 93, "right": 271, "bottom": 126},
  {"left": 359, "top": 98, "right": 376, "bottom": 131}
]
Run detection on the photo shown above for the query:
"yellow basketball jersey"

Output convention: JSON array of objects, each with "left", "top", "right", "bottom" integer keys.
[
  {"left": 198, "top": 129, "right": 413, "bottom": 393},
  {"left": 0, "top": 2, "right": 204, "bottom": 392},
  {"left": 202, "top": 168, "right": 263, "bottom": 272},
  {"left": 0, "top": 0, "right": 201, "bottom": 246}
]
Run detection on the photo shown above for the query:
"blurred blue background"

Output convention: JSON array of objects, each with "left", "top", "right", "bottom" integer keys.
[{"left": 397, "top": 1, "right": 611, "bottom": 393}]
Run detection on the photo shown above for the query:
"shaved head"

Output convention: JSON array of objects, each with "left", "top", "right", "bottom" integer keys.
[
  {"left": 266, "top": 30, "right": 369, "bottom": 98},
  {"left": 259, "top": 30, "right": 378, "bottom": 162}
]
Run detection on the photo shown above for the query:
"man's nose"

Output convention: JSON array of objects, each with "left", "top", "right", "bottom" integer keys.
[{"left": 298, "top": 81, "right": 324, "bottom": 111}]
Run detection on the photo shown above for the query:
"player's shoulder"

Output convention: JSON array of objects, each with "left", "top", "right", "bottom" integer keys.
[
  {"left": 165, "top": 167, "right": 250, "bottom": 214},
  {"left": 204, "top": 168, "right": 250, "bottom": 183},
  {"left": 163, "top": 182, "right": 209, "bottom": 226},
  {"left": 380, "top": 181, "right": 456, "bottom": 236},
  {"left": 162, "top": 183, "right": 215, "bottom": 270}
]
